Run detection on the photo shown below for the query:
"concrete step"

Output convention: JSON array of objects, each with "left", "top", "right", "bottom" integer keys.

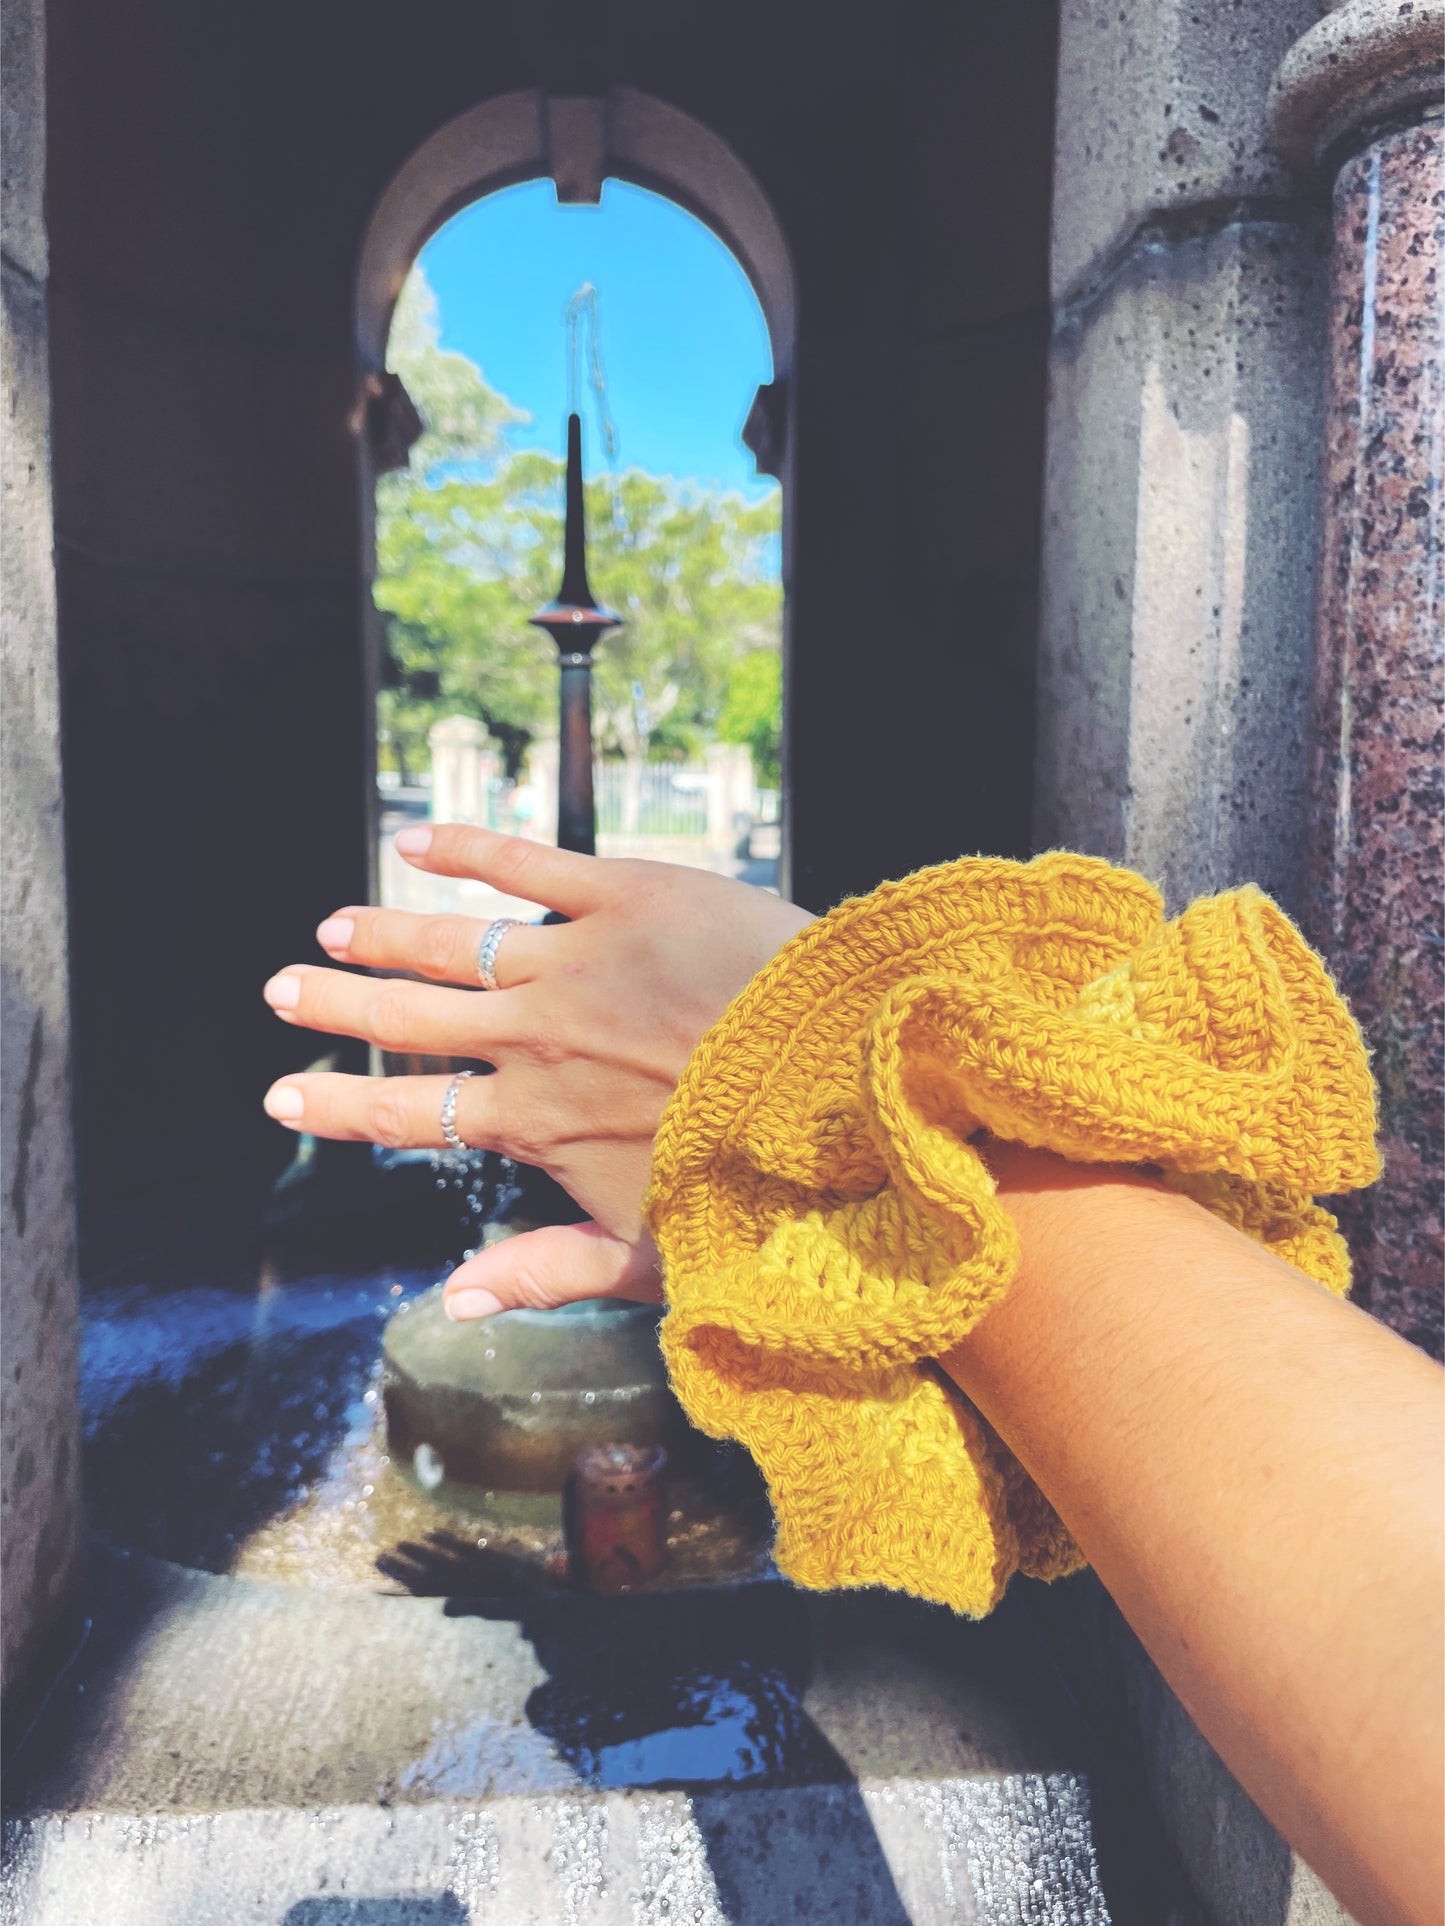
[
  {"left": 0, "top": 1548, "right": 1133, "bottom": 1925},
  {"left": 5, "top": 1781, "right": 1111, "bottom": 1926}
]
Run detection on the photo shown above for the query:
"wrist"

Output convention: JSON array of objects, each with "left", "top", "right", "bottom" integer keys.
[{"left": 941, "top": 1146, "right": 1178, "bottom": 1402}]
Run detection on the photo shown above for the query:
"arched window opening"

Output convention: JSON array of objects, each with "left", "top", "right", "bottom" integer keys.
[{"left": 356, "top": 96, "right": 795, "bottom": 926}]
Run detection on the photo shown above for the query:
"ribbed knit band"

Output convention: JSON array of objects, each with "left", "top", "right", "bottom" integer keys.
[{"left": 645, "top": 853, "right": 1380, "bottom": 1616}]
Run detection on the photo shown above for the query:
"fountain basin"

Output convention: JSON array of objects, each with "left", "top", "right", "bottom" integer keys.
[{"left": 382, "top": 1290, "right": 699, "bottom": 1532}]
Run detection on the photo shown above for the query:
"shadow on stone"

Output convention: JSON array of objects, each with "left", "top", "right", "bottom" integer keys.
[
  {"left": 282, "top": 1901, "right": 468, "bottom": 1925},
  {"left": 689, "top": 1785, "right": 913, "bottom": 1925},
  {"left": 1017, "top": 1571, "right": 1294, "bottom": 1926},
  {"left": 446, "top": 1587, "right": 852, "bottom": 1791},
  {"left": 446, "top": 1585, "right": 912, "bottom": 1922}
]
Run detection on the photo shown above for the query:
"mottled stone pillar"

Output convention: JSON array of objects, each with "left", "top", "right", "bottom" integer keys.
[{"left": 1274, "top": 8, "right": 1444, "bottom": 1354}]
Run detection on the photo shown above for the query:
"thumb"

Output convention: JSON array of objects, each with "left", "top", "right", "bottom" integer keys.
[{"left": 441, "top": 1221, "right": 663, "bottom": 1320}]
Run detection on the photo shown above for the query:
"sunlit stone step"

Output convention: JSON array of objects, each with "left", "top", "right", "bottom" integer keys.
[
  {"left": 1, "top": 1548, "right": 1118, "bottom": 1925},
  {"left": 3, "top": 1778, "right": 1110, "bottom": 1926}
]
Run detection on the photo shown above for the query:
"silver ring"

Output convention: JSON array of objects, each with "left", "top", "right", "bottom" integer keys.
[
  {"left": 440, "top": 1069, "right": 475, "bottom": 1151},
  {"left": 476, "top": 917, "right": 523, "bottom": 993}
]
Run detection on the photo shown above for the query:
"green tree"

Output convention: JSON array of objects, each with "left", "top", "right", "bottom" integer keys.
[
  {"left": 718, "top": 647, "right": 783, "bottom": 789},
  {"left": 374, "top": 266, "right": 783, "bottom": 784},
  {"left": 376, "top": 273, "right": 545, "bottom": 781},
  {"left": 583, "top": 470, "right": 782, "bottom": 762}
]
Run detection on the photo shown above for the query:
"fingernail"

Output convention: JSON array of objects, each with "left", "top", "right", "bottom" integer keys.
[
  {"left": 316, "top": 916, "right": 354, "bottom": 953},
  {"left": 396, "top": 826, "right": 432, "bottom": 857},
  {"left": 445, "top": 1288, "right": 503, "bottom": 1322},
  {"left": 264, "top": 972, "right": 301, "bottom": 1010},
  {"left": 264, "top": 1084, "right": 304, "bottom": 1121}
]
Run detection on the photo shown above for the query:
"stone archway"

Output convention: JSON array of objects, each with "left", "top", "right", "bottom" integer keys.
[
  {"left": 354, "top": 88, "right": 797, "bottom": 890},
  {"left": 357, "top": 88, "right": 795, "bottom": 382}
]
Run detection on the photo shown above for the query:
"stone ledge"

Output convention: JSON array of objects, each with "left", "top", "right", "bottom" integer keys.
[
  {"left": 3, "top": 1779, "right": 1110, "bottom": 1926},
  {"left": 0, "top": 1547, "right": 1138, "bottom": 1923},
  {"left": 4, "top": 1548, "right": 1087, "bottom": 1812}
]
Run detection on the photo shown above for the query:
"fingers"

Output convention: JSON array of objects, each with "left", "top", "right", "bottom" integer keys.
[
  {"left": 442, "top": 1222, "right": 663, "bottom": 1318},
  {"left": 314, "top": 905, "right": 544, "bottom": 990},
  {"left": 394, "top": 823, "right": 610, "bottom": 919},
  {"left": 262, "top": 962, "right": 515, "bottom": 1056},
  {"left": 261, "top": 1069, "right": 504, "bottom": 1152}
]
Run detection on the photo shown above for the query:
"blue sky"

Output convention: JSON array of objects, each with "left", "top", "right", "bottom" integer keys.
[{"left": 415, "top": 179, "right": 777, "bottom": 501}]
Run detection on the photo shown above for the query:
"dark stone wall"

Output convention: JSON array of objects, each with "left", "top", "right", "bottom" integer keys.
[
  {"left": 46, "top": 0, "right": 1058, "bottom": 1224},
  {"left": 3, "top": 0, "right": 84, "bottom": 1710}
]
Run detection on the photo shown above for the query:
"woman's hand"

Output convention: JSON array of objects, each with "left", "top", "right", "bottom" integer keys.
[{"left": 261, "top": 824, "right": 813, "bottom": 1316}]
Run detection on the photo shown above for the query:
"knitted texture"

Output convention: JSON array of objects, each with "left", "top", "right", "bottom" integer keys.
[{"left": 645, "top": 852, "right": 1380, "bottom": 1617}]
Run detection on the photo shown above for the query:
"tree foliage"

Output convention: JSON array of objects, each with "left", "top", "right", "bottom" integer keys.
[
  {"left": 374, "top": 267, "right": 782, "bottom": 784},
  {"left": 718, "top": 647, "right": 784, "bottom": 789}
]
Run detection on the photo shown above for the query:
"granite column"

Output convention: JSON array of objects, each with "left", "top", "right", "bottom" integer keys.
[{"left": 1273, "top": 3, "right": 1444, "bottom": 1353}]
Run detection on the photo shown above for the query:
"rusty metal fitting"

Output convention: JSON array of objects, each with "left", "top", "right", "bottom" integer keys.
[{"left": 567, "top": 1442, "right": 668, "bottom": 1592}]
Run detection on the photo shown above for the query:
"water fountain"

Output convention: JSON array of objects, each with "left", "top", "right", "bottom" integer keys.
[
  {"left": 377, "top": 402, "right": 770, "bottom": 1591},
  {"left": 36, "top": 330, "right": 1161, "bottom": 1926}
]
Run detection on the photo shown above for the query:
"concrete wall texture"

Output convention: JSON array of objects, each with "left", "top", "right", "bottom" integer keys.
[
  {"left": 1, "top": 0, "right": 84, "bottom": 1707},
  {"left": 1036, "top": 0, "right": 1329, "bottom": 918}
]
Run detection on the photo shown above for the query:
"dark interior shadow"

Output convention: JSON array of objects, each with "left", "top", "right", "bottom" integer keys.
[
  {"left": 82, "top": 1317, "right": 380, "bottom": 1574},
  {"left": 445, "top": 1585, "right": 912, "bottom": 1924}
]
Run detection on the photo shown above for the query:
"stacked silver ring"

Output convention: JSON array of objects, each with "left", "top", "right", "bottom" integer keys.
[
  {"left": 439, "top": 1069, "right": 475, "bottom": 1151},
  {"left": 476, "top": 916, "right": 523, "bottom": 993}
]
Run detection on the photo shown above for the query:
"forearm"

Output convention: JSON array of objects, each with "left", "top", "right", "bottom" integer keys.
[{"left": 941, "top": 1152, "right": 1444, "bottom": 1926}]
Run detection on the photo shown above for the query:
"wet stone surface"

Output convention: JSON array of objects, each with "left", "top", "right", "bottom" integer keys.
[
  {"left": 39, "top": 1183, "right": 1188, "bottom": 1921},
  {"left": 78, "top": 1255, "right": 774, "bottom": 1587},
  {"left": 80, "top": 1244, "right": 771, "bottom": 1595},
  {"left": 0, "top": 1543, "right": 1130, "bottom": 1924}
]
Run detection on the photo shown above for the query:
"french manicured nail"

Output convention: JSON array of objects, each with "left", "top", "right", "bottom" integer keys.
[
  {"left": 264, "top": 972, "right": 301, "bottom": 1010},
  {"left": 445, "top": 1288, "right": 503, "bottom": 1322},
  {"left": 263, "top": 1084, "right": 304, "bottom": 1122},
  {"left": 316, "top": 916, "right": 354, "bottom": 953},
  {"left": 395, "top": 826, "right": 432, "bottom": 857}
]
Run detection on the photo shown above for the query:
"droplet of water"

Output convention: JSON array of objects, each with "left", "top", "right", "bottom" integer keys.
[
  {"left": 583, "top": 1391, "right": 596, "bottom": 1404},
  {"left": 484, "top": 1348, "right": 496, "bottom": 1361},
  {"left": 476, "top": 1536, "right": 488, "bottom": 1549},
  {"left": 412, "top": 1443, "right": 444, "bottom": 1492},
  {"left": 530, "top": 1391, "right": 542, "bottom": 1404}
]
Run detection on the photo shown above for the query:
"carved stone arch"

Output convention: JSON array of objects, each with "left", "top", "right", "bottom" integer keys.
[
  {"left": 355, "top": 86, "right": 797, "bottom": 888},
  {"left": 357, "top": 88, "right": 796, "bottom": 384}
]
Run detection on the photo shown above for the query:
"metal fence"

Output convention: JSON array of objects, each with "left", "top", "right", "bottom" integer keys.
[{"left": 593, "top": 762, "right": 711, "bottom": 838}]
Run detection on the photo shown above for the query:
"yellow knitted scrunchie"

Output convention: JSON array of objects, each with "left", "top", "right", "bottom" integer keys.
[{"left": 644, "top": 852, "right": 1380, "bottom": 1617}]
